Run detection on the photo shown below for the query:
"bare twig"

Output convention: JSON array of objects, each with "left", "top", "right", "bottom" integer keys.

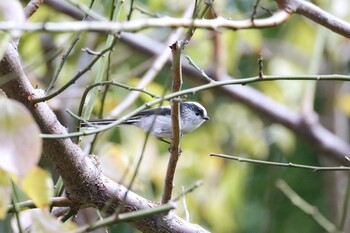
[
  {"left": 251, "top": 0, "right": 261, "bottom": 21},
  {"left": 258, "top": 54, "right": 264, "bottom": 78},
  {"left": 210, "top": 153, "right": 350, "bottom": 171},
  {"left": 0, "top": 11, "right": 290, "bottom": 33},
  {"left": 132, "top": 6, "right": 163, "bottom": 18},
  {"left": 65, "top": 0, "right": 106, "bottom": 21},
  {"left": 16, "top": 1, "right": 350, "bottom": 40},
  {"left": 276, "top": 179, "right": 341, "bottom": 233},
  {"left": 182, "top": 186, "right": 190, "bottom": 222},
  {"left": 161, "top": 1, "right": 212, "bottom": 204},
  {"left": 185, "top": 55, "right": 215, "bottom": 83},
  {"left": 7, "top": 197, "right": 73, "bottom": 213},
  {"left": 127, "top": 0, "right": 135, "bottom": 20},
  {"left": 338, "top": 174, "right": 350, "bottom": 230},
  {"left": 73, "top": 202, "right": 176, "bottom": 233},
  {"left": 24, "top": 0, "right": 44, "bottom": 19},
  {"left": 173, "top": 180, "right": 204, "bottom": 202},
  {"left": 162, "top": 41, "right": 183, "bottom": 204}
]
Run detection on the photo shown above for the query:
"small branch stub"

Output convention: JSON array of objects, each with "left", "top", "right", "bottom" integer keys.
[{"left": 258, "top": 53, "right": 264, "bottom": 79}]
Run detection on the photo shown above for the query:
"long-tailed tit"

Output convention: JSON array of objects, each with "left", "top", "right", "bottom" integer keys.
[{"left": 82, "top": 101, "right": 209, "bottom": 143}]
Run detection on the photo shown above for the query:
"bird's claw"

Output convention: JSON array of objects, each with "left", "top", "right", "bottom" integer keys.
[{"left": 167, "top": 146, "right": 182, "bottom": 155}]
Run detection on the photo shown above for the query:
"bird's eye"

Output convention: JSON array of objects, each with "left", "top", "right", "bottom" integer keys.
[{"left": 195, "top": 111, "right": 200, "bottom": 116}]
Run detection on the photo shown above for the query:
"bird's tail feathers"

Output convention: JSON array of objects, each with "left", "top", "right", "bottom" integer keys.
[{"left": 80, "top": 118, "right": 137, "bottom": 127}]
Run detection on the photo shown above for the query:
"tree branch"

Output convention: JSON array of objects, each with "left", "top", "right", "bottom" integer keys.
[
  {"left": 7, "top": 197, "right": 73, "bottom": 213},
  {"left": 276, "top": 0, "right": 350, "bottom": 38},
  {"left": 211, "top": 153, "right": 350, "bottom": 171},
  {"left": 162, "top": 41, "right": 183, "bottom": 204},
  {"left": 0, "top": 11, "right": 290, "bottom": 33}
]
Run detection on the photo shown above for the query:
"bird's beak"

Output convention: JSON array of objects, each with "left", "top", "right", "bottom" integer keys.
[{"left": 204, "top": 116, "right": 210, "bottom": 120}]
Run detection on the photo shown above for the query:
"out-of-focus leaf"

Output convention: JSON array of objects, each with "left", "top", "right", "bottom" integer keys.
[
  {"left": 0, "top": 168, "right": 11, "bottom": 219},
  {"left": 31, "top": 210, "right": 76, "bottom": 233},
  {"left": 0, "top": 0, "right": 25, "bottom": 38},
  {"left": 21, "top": 167, "right": 53, "bottom": 209},
  {"left": 0, "top": 98, "right": 42, "bottom": 178},
  {"left": 337, "top": 94, "right": 350, "bottom": 116},
  {"left": 11, "top": 209, "right": 76, "bottom": 233}
]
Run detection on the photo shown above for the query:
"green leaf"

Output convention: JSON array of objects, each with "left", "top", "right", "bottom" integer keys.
[{"left": 0, "top": 98, "right": 42, "bottom": 178}]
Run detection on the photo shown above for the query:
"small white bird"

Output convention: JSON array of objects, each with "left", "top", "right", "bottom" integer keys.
[{"left": 82, "top": 101, "right": 209, "bottom": 143}]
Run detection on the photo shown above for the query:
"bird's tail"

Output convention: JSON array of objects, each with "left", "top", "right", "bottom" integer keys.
[{"left": 80, "top": 119, "right": 135, "bottom": 127}]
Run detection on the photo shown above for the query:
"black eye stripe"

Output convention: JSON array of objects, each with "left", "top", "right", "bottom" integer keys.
[
  {"left": 180, "top": 102, "right": 206, "bottom": 117},
  {"left": 195, "top": 109, "right": 203, "bottom": 116}
]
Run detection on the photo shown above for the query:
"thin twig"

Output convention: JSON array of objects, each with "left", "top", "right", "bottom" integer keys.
[
  {"left": 66, "top": 109, "right": 96, "bottom": 128},
  {"left": 0, "top": 11, "right": 291, "bottom": 33},
  {"left": 61, "top": 208, "right": 78, "bottom": 222},
  {"left": 81, "top": 47, "right": 103, "bottom": 55},
  {"left": 210, "top": 153, "right": 350, "bottom": 171},
  {"left": 132, "top": 6, "right": 163, "bottom": 18},
  {"left": 11, "top": 181, "right": 23, "bottom": 233},
  {"left": 182, "top": 186, "right": 190, "bottom": 222},
  {"left": 338, "top": 174, "right": 350, "bottom": 230},
  {"left": 24, "top": 0, "right": 44, "bottom": 19},
  {"left": 258, "top": 53, "right": 264, "bottom": 78},
  {"left": 162, "top": 41, "right": 183, "bottom": 204},
  {"left": 185, "top": 55, "right": 215, "bottom": 83},
  {"left": 251, "top": 0, "right": 261, "bottom": 21},
  {"left": 65, "top": 0, "right": 106, "bottom": 21},
  {"left": 72, "top": 202, "right": 176, "bottom": 233},
  {"left": 276, "top": 179, "right": 341, "bottom": 233},
  {"left": 7, "top": 197, "right": 73, "bottom": 213},
  {"left": 127, "top": 0, "right": 135, "bottom": 20},
  {"left": 173, "top": 180, "right": 204, "bottom": 202}
]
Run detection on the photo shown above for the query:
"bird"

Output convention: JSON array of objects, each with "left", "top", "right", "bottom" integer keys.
[{"left": 81, "top": 101, "right": 209, "bottom": 143}]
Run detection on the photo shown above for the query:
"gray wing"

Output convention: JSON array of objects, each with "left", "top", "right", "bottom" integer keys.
[
  {"left": 128, "top": 106, "right": 171, "bottom": 120},
  {"left": 81, "top": 106, "right": 171, "bottom": 126}
]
